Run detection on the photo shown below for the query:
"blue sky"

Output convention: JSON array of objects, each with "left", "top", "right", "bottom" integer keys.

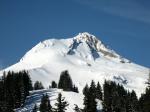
[{"left": 0, "top": 0, "right": 150, "bottom": 69}]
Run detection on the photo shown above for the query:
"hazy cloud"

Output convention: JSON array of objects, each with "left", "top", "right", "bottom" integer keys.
[{"left": 73, "top": 0, "right": 150, "bottom": 24}]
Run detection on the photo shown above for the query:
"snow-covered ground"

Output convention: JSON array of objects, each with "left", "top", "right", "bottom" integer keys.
[
  {"left": 0, "top": 32, "right": 149, "bottom": 98},
  {"left": 15, "top": 89, "right": 87, "bottom": 112}
]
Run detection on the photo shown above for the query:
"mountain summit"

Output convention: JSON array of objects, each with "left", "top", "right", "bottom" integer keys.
[
  {"left": 72, "top": 32, "right": 126, "bottom": 61},
  {"left": 1, "top": 32, "right": 149, "bottom": 96},
  {"left": 20, "top": 32, "right": 128, "bottom": 65}
]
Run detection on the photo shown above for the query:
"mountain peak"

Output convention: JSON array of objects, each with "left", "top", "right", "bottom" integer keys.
[
  {"left": 74, "top": 32, "right": 100, "bottom": 44},
  {"left": 19, "top": 32, "right": 129, "bottom": 65},
  {"left": 73, "top": 32, "right": 122, "bottom": 60},
  {"left": 2, "top": 32, "right": 148, "bottom": 98}
]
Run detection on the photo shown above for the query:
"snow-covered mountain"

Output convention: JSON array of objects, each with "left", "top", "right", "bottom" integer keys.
[{"left": 1, "top": 32, "right": 149, "bottom": 96}]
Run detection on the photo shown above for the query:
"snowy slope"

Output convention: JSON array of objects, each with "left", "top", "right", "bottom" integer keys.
[
  {"left": 15, "top": 89, "right": 85, "bottom": 112},
  {"left": 1, "top": 32, "right": 149, "bottom": 97}
]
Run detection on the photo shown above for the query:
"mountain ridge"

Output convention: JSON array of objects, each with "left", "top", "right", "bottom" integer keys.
[
  {"left": 21, "top": 32, "right": 129, "bottom": 64},
  {"left": 0, "top": 32, "right": 149, "bottom": 96}
]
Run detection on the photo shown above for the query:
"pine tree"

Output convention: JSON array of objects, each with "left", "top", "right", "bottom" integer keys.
[
  {"left": 89, "top": 80, "right": 97, "bottom": 112},
  {"left": 83, "top": 80, "right": 97, "bottom": 112},
  {"left": 0, "top": 71, "right": 32, "bottom": 111},
  {"left": 54, "top": 93, "right": 69, "bottom": 112},
  {"left": 22, "top": 71, "right": 33, "bottom": 96},
  {"left": 20, "top": 80, "right": 25, "bottom": 106},
  {"left": 58, "top": 70, "right": 73, "bottom": 91},
  {"left": 139, "top": 87, "right": 150, "bottom": 112},
  {"left": 34, "top": 81, "right": 44, "bottom": 90},
  {"left": 96, "top": 82, "right": 103, "bottom": 100},
  {"left": 51, "top": 81, "right": 57, "bottom": 88},
  {"left": 83, "top": 84, "right": 89, "bottom": 96},
  {"left": 130, "top": 90, "right": 138, "bottom": 111},
  {"left": 0, "top": 80, "right": 4, "bottom": 109},
  {"left": 89, "top": 80, "right": 96, "bottom": 96},
  {"left": 126, "top": 92, "right": 132, "bottom": 112},
  {"left": 40, "top": 94, "right": 52, "bottom": 112},
  {"left": 4, "top": 71, "right": 14, "bottom": 108},
  {"left": 102, "top": 80, "right": 133, "bottom": 112},
  {"left": 83, "top": 93, "right": 90, "bottom": 112},
  {"left": 103, "top": 80, "right": 117, "bottom": 112}
]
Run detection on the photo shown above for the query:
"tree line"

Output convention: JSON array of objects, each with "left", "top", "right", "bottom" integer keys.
[
  {"left": 49, "top": 70, "right": 150, "bottom": 112},
  {"left": 0, "top": 70, "right": 78, "bottom": 112},
  {"left": 1, "top": 70, "right": 150, "bottom": 112},
  {"left": 81, "top": 80, "right": 150, "bottom": 112},
  {"left": 0, "top": 71, "right": 33, "bottom": 112},
  {"left": 34, "top": 70, "right": 79, "bottom": 93}
]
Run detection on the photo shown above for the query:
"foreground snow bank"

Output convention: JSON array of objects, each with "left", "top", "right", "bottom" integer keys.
[
  {"left": 15, "top": 89, "right": 102, "bottom": 112},
  {"left": 14, "top": 89, "right": 80, "bottom": 112}
]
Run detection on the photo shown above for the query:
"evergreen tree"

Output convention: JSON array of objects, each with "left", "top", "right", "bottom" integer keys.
[
  {"left": 58, "top": 70, "right": 73, "bottom": 91},
  {"left": 0, "top": 79, "right": 4, "bottom": 109},
  {"left": 20, "top": 80, "right": 25, "bottom": 106},
  {"left": 130, "top": 90, "right": 138, "bottom": 112},
  {"left": 88, "top": 80, "right": 97, "bottom": 112},
  {"left": 34, "top": 81, "right": 44, "bottom": 90},
  {"left": 96, "top": 82, "right": 103, "bottom": 100},
  {"left": 89, "top": 80, "right": 96, "bottom": 96},
  {"left": 102, "top": 80, "right": 129, "bottom": 112},
  {"left": 40, "top": 94, "right": 52, "bottom": 112},
  {"left": 83, "top": 92, "right": 90, "bottom": 112},
  {"left": 83, "top": 84, "right": 90, "bottom": 112},
  {"left": 83, "top": 84, "right": 89, "bottom": 96},
  {"left": 0, "top": 71, "right": 33, "bottom": 111},
  {"left": 139, "top": 87, "right": 150, "bottom": 112},
  {"left": 51, "top": 81, "right": 57, "bottom": 88},
  {"left": 54, "top": 93, "right": 69, "bottom": 112},
  {"left": 22, "top": 71, "right": 33, "bottom": 96},
  {"left": 83, "top": 80, "right": 97, "bottom": 112}
]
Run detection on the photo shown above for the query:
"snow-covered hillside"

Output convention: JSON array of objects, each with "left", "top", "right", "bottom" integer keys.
[
  {"left": 1, "top": 32, "right": 149, "bottom": 96},
  {"left": 15, "top": 89, "right": 86, "bottom": 112}
]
